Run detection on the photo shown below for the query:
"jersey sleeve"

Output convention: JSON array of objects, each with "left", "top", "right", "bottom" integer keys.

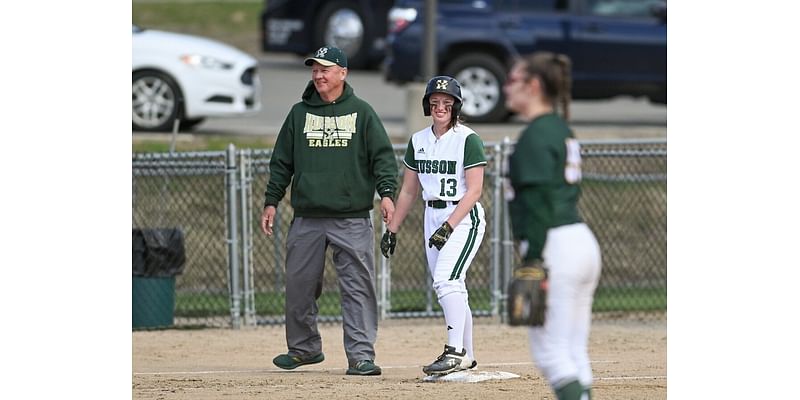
[
  {"left": 510, "top": 132, "right": 556, "bottom": 186},
  {"left": 463, "top": 133, "right": 488, "bottom": 169},
  {"left": 518, "top": 189, "right": 550, "bottom": 262},
  {"left": 402, "top": 137, "right": 418, "bottom": 171}
]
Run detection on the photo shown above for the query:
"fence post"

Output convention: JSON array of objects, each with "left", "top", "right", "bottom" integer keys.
[
  {"left": 240, "top": 149, "right": 256, "bottom": 326},
  {"left": 491, "top": 143, "right": 503, "bottom": 318},
  {"left": 226, "top": 144, "right": 241, "bottom": 329},
  {"left": 500, "top": 138, "right": 515, "bottom": 324}
]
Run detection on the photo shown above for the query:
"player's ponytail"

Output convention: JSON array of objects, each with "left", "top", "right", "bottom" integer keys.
[
  {"left": 553, "top": 54, "right": 572, "bottom": 122},
  {"left": 520, "top": 52, "right": 573, "bottom": 121}
]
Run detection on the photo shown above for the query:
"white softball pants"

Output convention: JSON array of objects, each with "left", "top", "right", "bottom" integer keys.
[
  {"left": 423, "top": 202, "right": 486, "bottom": 297},
  {"left": 527, "top": 222, "right": 602, "bottom": 390}
]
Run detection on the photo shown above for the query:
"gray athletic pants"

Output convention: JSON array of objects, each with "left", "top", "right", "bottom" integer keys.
[{"left": 283, "top": 217, "right": 377, "bottom": 367}]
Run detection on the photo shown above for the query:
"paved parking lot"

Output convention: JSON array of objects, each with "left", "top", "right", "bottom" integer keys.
[{"left": 171, "top": 53, "right": 666, "bottom": 142}]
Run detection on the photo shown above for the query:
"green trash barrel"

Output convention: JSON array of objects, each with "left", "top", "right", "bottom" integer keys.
[
  {"left": 132, "top": 276, "right": 175, "bottom": 328},
  {"left": 132, "top": 228, "right": 185, "bottom": 329}
]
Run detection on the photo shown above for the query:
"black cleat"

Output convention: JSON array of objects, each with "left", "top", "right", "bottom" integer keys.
[{"left": 422, "top": 345, "right": 474, "bottom": 376}]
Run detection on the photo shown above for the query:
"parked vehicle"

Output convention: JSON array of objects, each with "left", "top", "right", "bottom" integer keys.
[
  {"left": 132, "top": 25, "right": 261, "bottom": 132},
  {"left": 260, "top": 0, "right": 394, "bottom": 69},
  {"left": 384, "top": 0, "right": 667, "bottom": 122}
]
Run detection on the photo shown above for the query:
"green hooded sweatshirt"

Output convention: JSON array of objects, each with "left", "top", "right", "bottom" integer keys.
[{"left": 264, "top": 80, "right": 398, "bottom": 218}]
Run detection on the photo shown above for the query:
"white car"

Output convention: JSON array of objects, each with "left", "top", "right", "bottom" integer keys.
[{"left": 132, "top": 25, "right": 262, "bottom": 132}]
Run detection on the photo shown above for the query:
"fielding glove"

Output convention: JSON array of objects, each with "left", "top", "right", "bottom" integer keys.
[
  {"left": 380, "top": 230, "right": 397, "bottom": 258},
  {"left": 507, "top": 259, "right": 549, "bottom": 326},
  {"left": 428, "top": 222, "right": 454, "bottom": 250}
]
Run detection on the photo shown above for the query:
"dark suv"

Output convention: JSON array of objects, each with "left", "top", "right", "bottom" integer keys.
[
  {"left": 260, "top": 0, "right": 394, "bottom": 69},
  {"left": 384, "top": 0, "right": 667, "bottom": 122}
]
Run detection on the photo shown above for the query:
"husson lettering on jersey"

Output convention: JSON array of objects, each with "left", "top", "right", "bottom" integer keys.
[{"left": 414, "top": 159, "right": 458, "bottom": 175}]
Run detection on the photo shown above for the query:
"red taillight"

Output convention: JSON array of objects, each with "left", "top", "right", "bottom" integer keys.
[
  {"left": 388, "top": 7, "right": 418, "bottom": 34},
  {"left": 390, "top": 19, "right": 411, "bottom": 33}
]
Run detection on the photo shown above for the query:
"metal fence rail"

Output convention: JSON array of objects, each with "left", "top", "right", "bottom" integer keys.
[{"left": 132, "top": 139, "right": 666, "bottom": 329}]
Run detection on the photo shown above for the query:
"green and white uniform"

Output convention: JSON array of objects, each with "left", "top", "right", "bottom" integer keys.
[
  {"left": 404, "top": 123, "right": 486, "bottom": 361},
  {"left": 507, "top": 113, "right": 602, "bottom": 397}
]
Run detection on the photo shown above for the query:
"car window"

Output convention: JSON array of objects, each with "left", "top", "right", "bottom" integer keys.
[{"left": 585, "top": 0, "right": 661, "bottom": 17}]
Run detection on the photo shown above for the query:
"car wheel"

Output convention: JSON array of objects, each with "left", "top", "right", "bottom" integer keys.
[
  {"left": 649, "top": 89, "right": 667, "bottom": 105},
  {"left": 444, "top": 53, "right": 509, "bottom": 123},
  {"left": 179, "top": 118, "right": 205, "bottom": 131},
  {"left": 315, "top": 1, "right": 369, "bottom": 69},
  {"left": 132, "top": 70, "right": 183, "bottom": 132}
]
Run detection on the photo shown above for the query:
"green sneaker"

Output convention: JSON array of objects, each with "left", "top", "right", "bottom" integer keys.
[
  {"left": 272, "top": 352, "right": 324, "bottom": 370},
  {"left": 346, "top": 360, "right": 382, "bottom": 376}
]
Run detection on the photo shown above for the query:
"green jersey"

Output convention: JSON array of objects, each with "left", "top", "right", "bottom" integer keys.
[{"left": 507, "top": 113, "right": 583, "bottom": 262}]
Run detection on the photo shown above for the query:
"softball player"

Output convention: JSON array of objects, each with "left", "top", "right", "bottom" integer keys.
[
  {"left": 380, "top": 76, "right": 487, "bottom": 376},
  {"left": 503, "top": 52, "right": 602, "bottom": 400}
]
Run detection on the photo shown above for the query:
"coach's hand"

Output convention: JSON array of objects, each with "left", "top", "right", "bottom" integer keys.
[
  {"left": 380, "top": 230, "right": 397, "bottom": 258},
  {"left": 428, "top": 222, "right": 454, "bottom": 250},
  {"left": 260, "top": 205, "right": 277, "bottom": 236}
]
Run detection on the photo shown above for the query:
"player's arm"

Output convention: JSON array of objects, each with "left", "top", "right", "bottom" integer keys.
[
  {"left": 516, "top": 188, "right": 550, "bottom": 262},
  {"left": 509, "top": 134, "right": 555, "bottom": 262},
  {"left": 388, "top": 138, "right": 421, "bottom": 233},
  {"left": 382, "top": 139, "right": 419, "bottom": 258},
  {"left": 387, "top": 167, "right": 420, "bottom": 234}
]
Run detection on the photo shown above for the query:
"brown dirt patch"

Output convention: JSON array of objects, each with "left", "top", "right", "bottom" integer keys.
[{"left": 133, "top": 318, "right": 666, "bottom": 399}]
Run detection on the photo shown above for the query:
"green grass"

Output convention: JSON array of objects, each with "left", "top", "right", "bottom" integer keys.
[
  {"left": 175, "top": 286, "right": 666, "bottom": 317},
  {"left": 133, "top": 134, "right": 276, "bottom": 153},
  {"left": 593, "top": 287, "right": 666, "bottom": 312},
  {"left": 133, "top": 0, "right": 264, "bottom": 56}
]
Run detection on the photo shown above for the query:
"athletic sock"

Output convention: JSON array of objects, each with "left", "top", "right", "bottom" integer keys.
[
  {"left": 439, "top": 292, "right": 467, "bottom": 353},
  {"left": 463, "top": 302, "right": 474, "bottom": 360},
  {"left": 555, "top": 380, "right": 583, "bottom": 400}
]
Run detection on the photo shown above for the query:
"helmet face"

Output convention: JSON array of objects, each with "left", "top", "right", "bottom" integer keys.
[{"left": 422, "top": 76, "right": 462, "bottom": 117}]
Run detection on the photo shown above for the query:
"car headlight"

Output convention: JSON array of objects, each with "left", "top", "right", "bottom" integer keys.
[{"left": 180, "top": 54, "right": 233, "bottom": 70}]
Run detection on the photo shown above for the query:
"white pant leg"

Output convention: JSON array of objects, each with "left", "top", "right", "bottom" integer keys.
[
  {"left": 528, "top": 223, "right": 601, "bottom": 389},
  {"left": 424, "top": 203, "right": 486, "bottom": 295},
  {"left": 424, "top": 203, "right": 486, "bottom": 353}
]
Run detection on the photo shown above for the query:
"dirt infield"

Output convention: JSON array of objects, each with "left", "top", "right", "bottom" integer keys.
[{"left": 133, "top": 318, "right": 666, "bottom": 399}]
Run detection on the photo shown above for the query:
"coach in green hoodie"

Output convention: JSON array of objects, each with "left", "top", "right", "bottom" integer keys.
[{"left": 260, "top": 46, "right": 398, "bottom": 376}]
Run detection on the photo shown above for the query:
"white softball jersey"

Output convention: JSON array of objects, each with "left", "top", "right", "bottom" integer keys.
[
  {"left": 403, "top": 124, "right": 487, "bottom": 203},
  {"left": 403, "top": 124, "right": 488, "bottom": 295}
]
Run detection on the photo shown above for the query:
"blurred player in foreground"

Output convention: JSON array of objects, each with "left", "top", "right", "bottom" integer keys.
[{"left": 503, "top": 52, "right": 602, "bottom": 400}]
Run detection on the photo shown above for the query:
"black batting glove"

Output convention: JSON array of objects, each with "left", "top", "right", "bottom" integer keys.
[
  {"left": 428, "top": 222, "right": 454, "bottom": 250},
  {"left": 380, "top": 230, "right": 397, "bottom": 258}
]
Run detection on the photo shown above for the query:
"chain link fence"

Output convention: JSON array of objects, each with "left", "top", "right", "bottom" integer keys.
[{"left": 132, "top": 139, "right": 666, "bottom": 329}]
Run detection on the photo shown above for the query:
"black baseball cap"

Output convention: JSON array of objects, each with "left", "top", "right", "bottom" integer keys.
[{"left": 304, "top": 46, "right": 348, "bottom": 68}]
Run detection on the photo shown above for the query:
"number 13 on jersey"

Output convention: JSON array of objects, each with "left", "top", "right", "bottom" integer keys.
[{"left": 439, "top": 178, "right": 457, "bottom": 197}]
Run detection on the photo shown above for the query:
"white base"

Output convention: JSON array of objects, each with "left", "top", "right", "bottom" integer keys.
[{"left": 422, "top": 370, "right": 521, "bottom": 383}]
